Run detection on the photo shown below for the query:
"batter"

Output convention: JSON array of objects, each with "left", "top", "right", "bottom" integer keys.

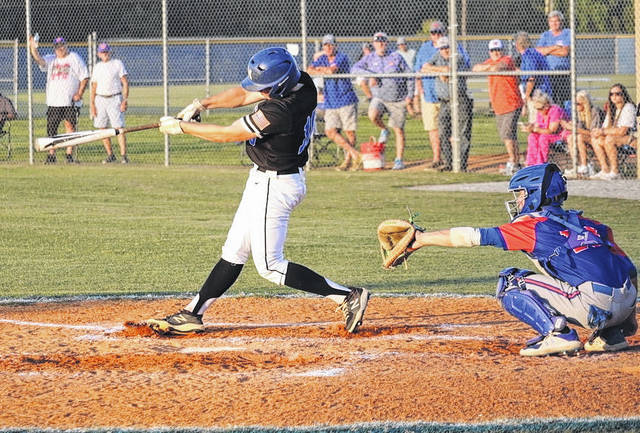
[
  {"left": 147, "top": 47, "right": 369, "bottom": 335},
  {"left": 405, "top": 163, "right": 637, "bottom": 356}
]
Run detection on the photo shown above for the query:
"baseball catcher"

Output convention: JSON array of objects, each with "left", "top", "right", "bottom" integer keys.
[{"left": 380, "top": 163, "right": 637, "bottom": 357}]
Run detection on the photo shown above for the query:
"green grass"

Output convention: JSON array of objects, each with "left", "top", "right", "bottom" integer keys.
[{"left": 1, "top": 165, "right": 638, "bottom": 299}]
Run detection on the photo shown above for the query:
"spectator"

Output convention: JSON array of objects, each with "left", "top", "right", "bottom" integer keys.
[
  {"left": 521, "top": 91, "right": 566, "bottom": 166},
  {"left": 421, "top": 36, "right": 473, "bottom": 172},
  {"left": 395, "top": 36, "right": 416, "bottom": 70},
  {"left": 560, "top": 90, "right": 603, "bottom": 178},
  {"left": 352, "top": 32, "right": 414, "bottom": 170},
  {"left": 307, "top": 34, "right": 361, "bottom": 171},
  {"left": 395, "top": 36, "right": 418, "bottom": 118},
  {"left": 29, "top": 35, "right": 88, "bottom": 164},
  {"left": 537, "top": 10, "right": 571, "bottom": 106},
  {"left": 355, "top": 42, "right": 374, "bottom": 103},
  {"left": 472, "top": 39, "right": 524, "bottom": 176},
  {"left": 90, "top": 42, "right": 130, "bottom": 164},
  {"left": 0, "top": 93, "right": 16, "bottom": 131},
  {"left": 514, "top": 31, "right": 552, "bottom": 123},
  {"left": 414, "top": 21, "right": 471, "bottom": 169},
  {"left": 590, "top": 83, "right": 636, "bottom": 180}
]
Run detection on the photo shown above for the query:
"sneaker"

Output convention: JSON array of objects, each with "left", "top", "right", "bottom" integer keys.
[
  {"left": 335, "top": 159, "right": 350, "bottom": 171},
  {"left": 337, "top": 287, "right": 370, "bottom": 333},
  {"left": 564, "top": 167, "right": 578, "bottom": 179},
  {"left": 586, "top": 163, "right": 596, "bottom": 177},
  {"left": 584, "top": 327, "right": 629, "bottom": 352},
  {"left": 590, "top": 170, "right": 608, "bottom": 180},
  {"left": 604, "top": 171, "right": 620, "bottom": 180},
  {"left": 102, "top": 154, "right": 117, "bottom": 164},
  {"left": 146, "top": 310, "right": 205, "bottom": 335},
  {"left": 378, "top": 128, "right": 389, "bottom": 144},
  {"left": 349, "top": 154, "right": 363, "bottom": 171},
  {"left": 44, "top": 154, "right": 57, "bottom": 165},
  {"left": 504, "top": 161, "right": 516, "bottom": 176},
  {"left": 392, "top": 158, "right": 405, "bottom": 170},
  {"left": 519, "top": 329, "right": 582, "bottom": 357},
  {"left": 576, "top": 165, "right": 588, "bottom": 176},
  {"left": 65, "top": 154, "right": 77, "bottom": 164},
  {"left": 121, "top": 155, "right": 130, "bottom": 164}
]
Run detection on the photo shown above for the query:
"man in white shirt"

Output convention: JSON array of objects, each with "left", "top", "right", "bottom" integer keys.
[
  {"left": 29, "top": 36, "right": 89, "bottom": 164},
  {"left": 90, "top": 42, "right": 130, "bottom": 164}
]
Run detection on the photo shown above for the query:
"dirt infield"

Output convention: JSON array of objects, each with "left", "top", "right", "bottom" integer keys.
[{"left": 1, "top": 296, "right": 639, "bottom": 429}]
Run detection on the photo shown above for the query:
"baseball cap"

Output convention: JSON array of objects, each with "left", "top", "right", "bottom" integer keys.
[
  {"left": 97, "top": 42, "right": 111, "bottom": 52},
  {"left": 373, "top": 32, "right": 389, "bottom": 42},
  {"left": 362, "top": 42, "right": 373, "bottom": 51},
  {"left": 397, "top": 36, "right": 407, "bottom": 45},
  {"left": 430, "top": 21, "right": 445, "bottom": 33},
  {"left": 435, "top": 36, "right": 450, "bottom": 49},
  {"left": 322, "top": 34, "right": 335, "bottom": 45},
  {"left": 53, "top": 36, "right": 66, "bottom": 47},
  {"left": 488, "top": 39, "right": 503, "bottom": 50}
]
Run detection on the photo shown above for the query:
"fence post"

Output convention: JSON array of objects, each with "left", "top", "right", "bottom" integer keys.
[
  {"left": 569, "top": 0, "right": 577, "bottom": 171},
  {"left": 162, "top": 0, "right": 170, "bottom": 166},
  {"left": 13, "top": 39, "right": 18, "bottom": 113},
  {"left": 636, "top": 0, "right": 640, "bottom": 179},
  {"left": 449, "top": 0, "right": 460, "bottom": 172},
  {"left": 25, "top": 0, "right": 34, "bottom": 165},
  {"left": 205, "top": 37, "right": 210, "bottom": 114}
]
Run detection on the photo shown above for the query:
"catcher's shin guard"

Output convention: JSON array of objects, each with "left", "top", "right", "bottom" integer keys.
[{"left": 500, "top": 289, "right": 567, "bottom": 337}]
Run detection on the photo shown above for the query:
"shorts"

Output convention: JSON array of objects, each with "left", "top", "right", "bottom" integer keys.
[
  {"left": 496, "top": 107, "right": 522, "bottom": 141},
  {"left": 47, "top": 106, "right": 77, "bottom": 137},
  {"left": 94, "top": 94, "right": 125, "bottom": 129},
  {"left": 420, "top": 100, "right": 440, "bottom": 131},
  {"left": 369, "top": 98, "right": 407, "bottom": 129},
  {"left": 324, "top": 103, "right": 357, "bottom": 131}
]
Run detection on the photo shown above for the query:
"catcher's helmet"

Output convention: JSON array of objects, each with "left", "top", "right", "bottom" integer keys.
[
  {"left": 241, "top": 47, "right": 301, "bottom": 99},
  {"left": 505, "top": 163, "right": 567, "bottom": 219}
]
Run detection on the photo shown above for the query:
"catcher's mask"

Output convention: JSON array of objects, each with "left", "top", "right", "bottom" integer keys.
[
  {"left": 241, "top": 47, "right": 301, "bottom": 99},
  {"left": 505, "top": 163, "right": 567, "bottom": 219}
]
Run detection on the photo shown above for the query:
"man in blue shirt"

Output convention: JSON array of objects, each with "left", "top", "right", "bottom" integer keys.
[
  {"left": 308, "top": 34, "right": 361, "bottom": 171},
  {"left": 352, "top": 32, "right": 414, "bottom": 170},
  {"left": 515, "top": 31, "right": 553, "bottom": 123},
  {"left": 537, "top": 11, "right": 571, "bottom": 105},
  {"left": 401, "top": 163, "right": 637, "bottom": 357},
  {"left": 414, "top": 21, "right": 471, "bottom": 169}
]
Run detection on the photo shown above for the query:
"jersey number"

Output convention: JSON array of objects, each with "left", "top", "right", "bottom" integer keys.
[{"left": 298, "top": 110, "right": 316, "bottom": 155}]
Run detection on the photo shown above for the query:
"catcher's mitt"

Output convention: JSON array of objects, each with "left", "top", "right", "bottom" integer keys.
[{"left": 377, "top": 219, "right": 423, "bottom": 269}]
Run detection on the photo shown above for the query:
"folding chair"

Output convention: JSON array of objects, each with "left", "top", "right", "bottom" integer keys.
[{"left": 618, "top": 132, "right": 637, "bottom": 179}]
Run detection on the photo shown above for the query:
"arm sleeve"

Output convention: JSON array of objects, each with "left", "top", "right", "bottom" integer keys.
[
  {"left": 479, "top": 216, "right": 542, "bottom": 252},
  {"left": 351, "top": 55, "right": 369, "bottom": 74}
]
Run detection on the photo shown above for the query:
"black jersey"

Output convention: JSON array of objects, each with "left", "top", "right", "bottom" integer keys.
[{"left": 241, "top": 72, "right": 317, "bottom": 171}]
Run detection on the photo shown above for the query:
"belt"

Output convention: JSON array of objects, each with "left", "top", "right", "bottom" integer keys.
[
  {"left": 97, "top": 93, "right": 122, "bottom": 98},
  {"left": 256, "top": 166, "right": 301, "bottom": 175}
]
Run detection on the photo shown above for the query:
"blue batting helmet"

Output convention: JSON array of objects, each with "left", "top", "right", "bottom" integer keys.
[
  {"left": 241, "top": 47, "right": 301, "bottom": 99},
  {"left": 505, "top": 163, "right": 567, "bottom": 219}
]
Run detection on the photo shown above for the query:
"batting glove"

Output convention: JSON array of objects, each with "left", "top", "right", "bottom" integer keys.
[
  {"left": 176, "top": 98, "right": 206, "bottom": 121},
  {"left": 159, "top": 116, "right": 183, "bottom": 135}
]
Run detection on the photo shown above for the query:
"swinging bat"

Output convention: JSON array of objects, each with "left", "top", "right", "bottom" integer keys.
[{"left": 35, "top": 123, "right": 159, "bottom": 151}]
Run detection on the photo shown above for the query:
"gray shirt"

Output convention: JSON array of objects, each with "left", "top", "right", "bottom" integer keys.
[
  {"left": 351, "top": 51, "right": 415, "bottom": 102},
  {"left": 427, "top": 53, "right": 470, "bottom": 102}
]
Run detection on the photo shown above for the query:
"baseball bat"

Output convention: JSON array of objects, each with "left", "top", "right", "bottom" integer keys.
[{"left": 35, "top": 123, "right": 159, "bottom": 151}]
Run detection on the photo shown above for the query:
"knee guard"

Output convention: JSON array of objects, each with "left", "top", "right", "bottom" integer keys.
[
  {"left": 495, "top": 267, "right": 534, "bottom": 299},
  {"left": 500, "top": 289, "right": 567, "bottom": 336}
]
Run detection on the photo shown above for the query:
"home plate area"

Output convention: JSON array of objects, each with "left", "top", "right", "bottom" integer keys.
[{"left": 0, "top": 296, "right": 638, "bottom": 429}]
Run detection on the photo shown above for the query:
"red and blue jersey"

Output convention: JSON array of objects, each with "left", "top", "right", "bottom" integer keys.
[{"left": 479, "top": 206, "right": 636, "bottom": 288}]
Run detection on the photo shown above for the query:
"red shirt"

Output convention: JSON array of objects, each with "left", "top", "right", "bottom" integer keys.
[{"left": 482, "top": 55, "right": 523, "bottom": 115}]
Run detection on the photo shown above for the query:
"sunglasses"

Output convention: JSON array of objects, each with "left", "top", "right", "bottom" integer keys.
[
  {"left": 489, "top": 48, "right": 502, "bottom": 52},
  {"left": 430, "top": 31, "right": 443, "bottom": 35},
  {"left": 609, "top": 91, "right": 623, "bottom": 96}
]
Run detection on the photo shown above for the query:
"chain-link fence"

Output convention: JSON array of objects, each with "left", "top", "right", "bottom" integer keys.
[{"left": 2, "top": 0, "right": 638, "bottom": 178}]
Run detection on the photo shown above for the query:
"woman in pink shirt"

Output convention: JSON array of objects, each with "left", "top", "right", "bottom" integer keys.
[{"left": 521, "top": 91, "right": 566, "bottom": 165}]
